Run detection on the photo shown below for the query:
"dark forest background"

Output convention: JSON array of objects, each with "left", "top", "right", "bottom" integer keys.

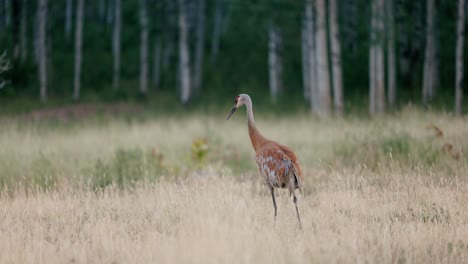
[{"left": 0, "top": 0, "right": 466, "bottom": 115}]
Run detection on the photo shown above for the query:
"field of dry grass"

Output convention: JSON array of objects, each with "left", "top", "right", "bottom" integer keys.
[{"left": 0, "top": 108, "right": 468, "bottom": 263}]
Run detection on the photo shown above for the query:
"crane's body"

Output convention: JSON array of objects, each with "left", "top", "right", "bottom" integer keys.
[{"left": 227, "top": 94, "right": 303, "bottom": 228}]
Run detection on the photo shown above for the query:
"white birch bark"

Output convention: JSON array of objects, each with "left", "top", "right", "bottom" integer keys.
[
  {"left": 112, "top": 0, "right": 120, "bottom": 91},
  {"left": 268, "top": 24, "right": 282, "bottom": 102},
  {"left": 369, "top": 0, "right": 376, "bottom": 114},
  {"left": 178, "top": 0, "right": 191, "bottom": 104},
  {"left": 193, "top": 0, "right": 205, "bottom": 93},
  {"left": 315, "top": 0, "right": 331, "bottom": 116},
  {"left": 386, "top": 0, "right": 396, "bottom": 107},
  {"left": 329, "top": 0, "right": 343, "bottom": 116},
  {"left": 422, "top": 0, "right": 437, "bottom": 104},
  {"left": 301, "top": 19, "right": 310, "bottom": 101},
  {"left": 370, "top": 0, "right": 385, "bottom": 114},
  {"left": 305, "top": 0, "right": 318, "bottom": 113},
  {"left": 65, "top": 0, "right": 72, "bottom": 41},
  {"left": 455, "top": 0, "right": 465, "bottom": 115},
  {"left": 73, "top": 0, "right": 84, "bottom": 100},
  {"left": 38, "top": 0, "right": 47, "bottom": 102},
  {"left": 139, "top": 0, "right": 149, "bottom": 95},
  {"left": 375, "top": 0, "right": 385, "bottom": 113}
]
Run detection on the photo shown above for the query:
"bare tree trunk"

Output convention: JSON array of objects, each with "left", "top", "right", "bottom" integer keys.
[
  {"left": 178, "top": 0, "right": 191, "bottom": 104},
  {"left": 139, "top": 0, "right": 149, "bottom": 95},
  {"left": 65, "top": 0, "right": 72, "bottom": 42},
  {"left": 301, "top": 18, "right": 310, "bottom": 101},
  {"left": 37, "top": 0, "right": 46, "bottom": 102},
  {"left": 422, "top": 0, "right": 437, "bottom": 104},
  {"left": 369, "top": 0, "right": 376, "bottom": 114},
  {"left": 211, "top": 0, "right": 223, "bottom": 64},
  {"left": 268, "top": 23, "right": 283, "bottom": 103},
  {"left": 20, "top": 0, "right": 27, "bottom": 62},
  {"left": 315, "top": 0, "right": 331, "bottom": 116},
  {"left": 112, "top": 0, "right": 120, "bottom": 91},
  {"left": 305, "top": 0, "right": 318, "bottom": 113},
  {"left": 33, "top": 6, "right": 38, "bottom": 63},
  {"left": 455, "top": 0, "right": 465, "bottom": 115},
  {"left": 73, "top": 0, "right": 84, "bottom": 100},
  {"left": 370, "top": 0, "right": 385, "bottom": 114},
  {"left": 329, "top": 0, "right": 343, "bottom": 116},
  {"left": 152, "top": 39, "right": 162, "bottom": 91},
  {"left": 193, "top": 0, "right": 205, "bottom": 93},
  {"left": 386, "top": 0, "right": 396, "bottom": 107},
  {"left": 375, "top": 0, "right": 385, "bottom": 113}
]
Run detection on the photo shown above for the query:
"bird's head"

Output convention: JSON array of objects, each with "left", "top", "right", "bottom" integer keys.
[{"left": 226, "top": 94, "right": 249, "bottom": 120}]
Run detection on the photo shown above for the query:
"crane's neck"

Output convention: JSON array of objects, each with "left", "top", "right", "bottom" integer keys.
[{"left": 244, "top": 97, "right": 267, "bottom": 153}]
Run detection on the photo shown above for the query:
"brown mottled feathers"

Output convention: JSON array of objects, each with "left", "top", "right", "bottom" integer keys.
[{"left": 255, "top": 141, "right": 303, "bottom": 194}]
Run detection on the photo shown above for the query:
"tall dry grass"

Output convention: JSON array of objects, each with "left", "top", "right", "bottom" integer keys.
[{"left": 0, "top": 108, "right": 467, "bottom": 263}]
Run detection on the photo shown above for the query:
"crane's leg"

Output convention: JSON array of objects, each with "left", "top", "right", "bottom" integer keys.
[
  {"left": 269, "top": 186, "right": 277, "bottom": 220},
  {"left": 293, "top": 194, "right": 302, "bottom": 230}
]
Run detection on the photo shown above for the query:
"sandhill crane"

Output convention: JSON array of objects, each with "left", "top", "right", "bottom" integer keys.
[{"left": 226, "top": 94, "right": 303, "bottom": 229}]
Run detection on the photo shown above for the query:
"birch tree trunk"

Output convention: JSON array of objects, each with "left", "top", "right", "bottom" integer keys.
[
  {"left": 455, "top": 0, "right": 465, "bottom": 115},
  {"left": 268, "top": 23, "right": 283, "bottom": 103},
  {"left": 422, "top": 0, "right": 437, "bottom": 104},
  {"left": 65, "top": 0, "right": 72, "bottom": 41},
  {"left": 112, "top": 0, "right": 120, "bottom": 91},
  {"left": 38, "top": 0, "right": 46, "bottom": 102},
  {"left": 301, "top": 19, "right": 310, "bottom": 101},
  {"left": 370, "top": 0, "right": 385, "bottom": 114},
  {"left": 369, "top": 0, "right": 376, "bottom": 114},
  {"left": 193, "top": 0, "right": 205, "bottom": 93},
  {"left": 20, "top": 0, "right": 27, "bottom": 62},
  {"left": 315, "top": 0, "right": 331, "bottom": 116},
  {"left": 329, "top": 0, "right": 343, "bottom": 116},
  {"left": 152, "top": 39, "right": 162, "bottom": 91},
  {"left": 386, "top": 0, "right": 396, "bottom": 107},
  {"left": 139, "top": 0, "right": 148, "bottom": 95},
  {"left": 73, "top": 0, "right": 84, "bottom": 100},
  {"left": 375, "top": 0, "right": 385, "bottom": 113},
  {"left": 305, "top": 0, "right": 318, "bottom": 113},
  {"left": 178, "top": 0, "right": 191, "bottom": 104},
  {"left": 211, "top": 0, "right": 223, "bottom": 64}
]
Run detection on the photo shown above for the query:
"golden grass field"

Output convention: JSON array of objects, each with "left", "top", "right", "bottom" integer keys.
[{"left": 0, "top": 108, "right": 467, "bottom": 263}]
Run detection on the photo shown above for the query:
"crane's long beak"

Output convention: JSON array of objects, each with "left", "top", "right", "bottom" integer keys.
[{"left": 226, "top": 106, "right": 237, "bottom": 120}]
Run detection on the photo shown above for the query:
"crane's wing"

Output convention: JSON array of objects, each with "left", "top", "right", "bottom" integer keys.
[{"left": 256, "top": 145, "right": 302, "bottom": 193}]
